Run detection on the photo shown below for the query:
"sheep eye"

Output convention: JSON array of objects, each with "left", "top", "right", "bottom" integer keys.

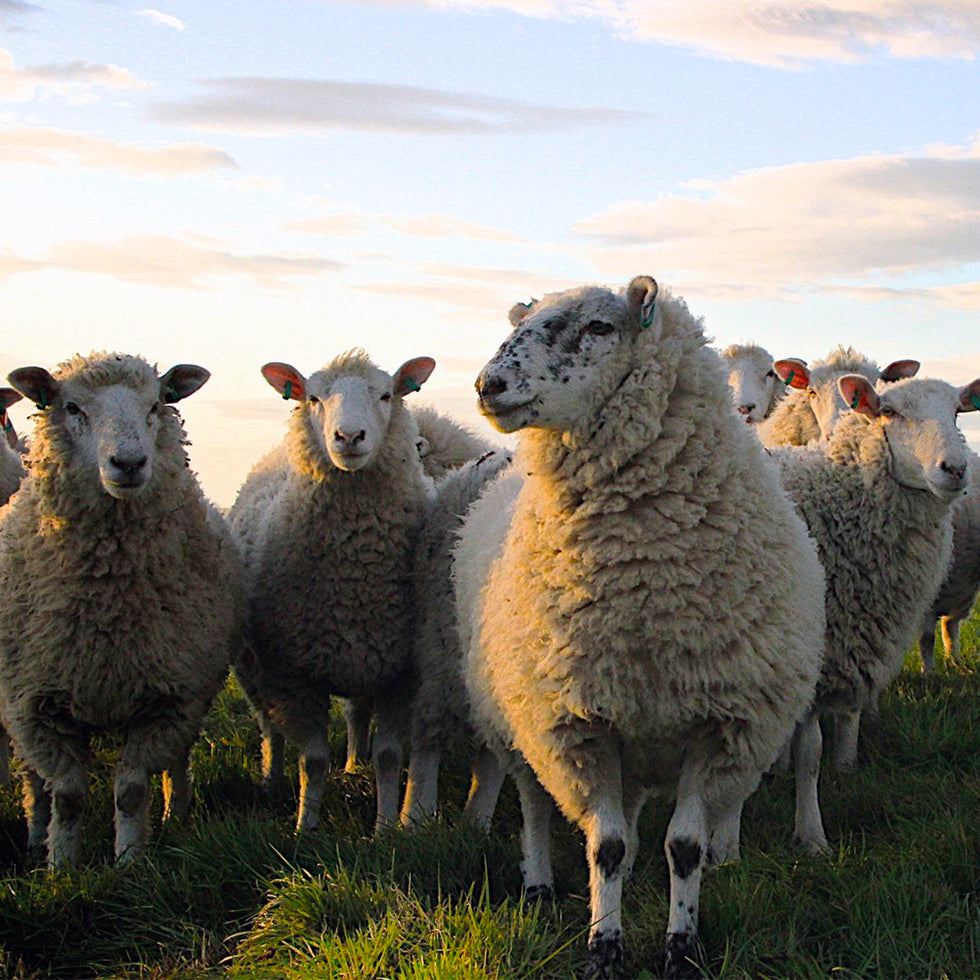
[
  {"left": 765, "top": 370, "right": 776, "bottom": 379},
  {"left": 149, "top": 403, "right": 159, "bottom": 415},
  {"left": 65, "top": 402, "right": 82, "bottom": 416},
  {"left": 586, "top": 320, "right": 615, "bottom": 336},
  {"left": 380, "top": 392, "right": 392, "bottom": 402},
  {"left": 880, "top": 405, "right": 898, "bottom": 418},
  {"left": 308, "top": 396, "right": 319, "bottom": 405},
  {"left": 807, "top": 389, "right": 817, "bottom": 399}
]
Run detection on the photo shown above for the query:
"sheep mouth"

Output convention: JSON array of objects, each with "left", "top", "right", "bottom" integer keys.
[
  {"left": 925, "top": 476, "right": 966, "bottom": 502},
  {"left": 478, "top": 396, "right": 536, "bottom": 431}
]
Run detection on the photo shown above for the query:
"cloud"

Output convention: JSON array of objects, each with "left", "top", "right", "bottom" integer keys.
[
  {"left": 138, "top": 8, "right": 185, "bottom": 31},
  {"left": 285, "top": 209, "right": 522, "bottom": 243},
  {"left": 0, "top": 250, "right": 41, "bottom": 281},
  {"left": 573, "top": 143, "right": 980, "bottom": 300},
  {"left": 32, "top": 234, "right": 344, "bottom": 288},
  {"left": 398, "top": 0, "right": 980, "bottom": 67},
  {"left": 149, "top": 77, "right": 646, "bottom": 135},
  {"left": 0, "top": 124, "right": 238, "bottom": 176},
  {"left": 0, "top": 1, "right": 38, "bottom": 29},
  {"left": 0, "top": 48, "right": 149, "bottom": 103}
]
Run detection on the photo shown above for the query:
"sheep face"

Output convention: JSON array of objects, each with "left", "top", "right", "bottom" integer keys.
[
  {"left": 475, "top": 276, "right": 658, "bottom": 434},
  {"left": 723, "top": 345, "right": 779, "bottom": 423},
  {"left": 839, "top": 374, "right": 980, "bottom": 502},
  {"left": 8, "top": 358, "right": 210, "bottom": 501}
]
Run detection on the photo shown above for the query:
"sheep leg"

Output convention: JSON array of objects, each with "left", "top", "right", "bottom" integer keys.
[
  {"left": 514, "top": 765, "right": 554, "bottom": 901},
  {"left": 707, "top": 797, "right": 743, "bottom": 866},
  {"left": 400, "top": 743, "right": 440, "bottom": 827},
  {"left": 792, "top": 711, "right": 828, "bottom": 855},
  {"left": 941, "top": 616, "right": 962, "bottom": 667},
  {"left": 21, "top": 767, "right": 51, "bottom": 858},
  {"left": 296, "top": 729, "right": 331, "bottom": 833},
  {"left": 162, "top": 751, "right": 193, "bottom": 822},
  {"left": 832, "top": 707, "right": 861, "bottom": 771},
  {"left": 0, "top": 726, "right": 9, "bottom": 787},
  {"left": 622, "top": 785, "right": 651, "bottom": 881},
  {"left": 462, "top": 743, "right": 506, "bottom": 832},
  {"left": 343, "top": 697, "right": 373, "bottom": 773},
  {"left": 918, "top": 617, "right": 938, "bottom": 673},
  {"left": 372, "top": 697, "right": 407, "bottom": 833},
  {"left": 114, "top": 762, "right": 151, "bottom": 864},
  {"left": 258, "top": 713, "right": 285, "bottom": 790},
  {"left": 47, "top": 766, "right": 88, "bottom": 869},
  {"left": 663, "top": 766, "right": 708, "bottom": 980}
]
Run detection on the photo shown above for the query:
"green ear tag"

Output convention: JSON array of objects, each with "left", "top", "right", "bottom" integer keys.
[
  {"left": 39, "top": 391, "right": 48, "bottom": 410},
  {"left": 404, "top": 379, "right": 421, "bottom": 393},
  {"left": 783, "top": 369, "right": 795, "bottom": 386},
  {"left": 971, "top": 393, "right": 980, "bottom": 411},
  {"left": 283, "top": 381, "right": 292, "bottom": 401},
  {"left": 640, "top": 301, "right": 656, "bottom": 330},
  {"left": 850, "top": 392, "right": 860, "bottom": 410}
]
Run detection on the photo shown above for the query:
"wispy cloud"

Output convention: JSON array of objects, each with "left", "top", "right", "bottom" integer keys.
[
  {"left": 0, "top": 1, "right": 38, "bottom": 29},
  {"left": 138, "top": 8, "right": 185, "bottom": 31},
  {"left": 0, "top": 48, "right": 149, "bottom": 103},
  {"left": 149, "top": 77, "right": 646, "bottom": 135},
  {"left": 0, "top": 124, "right": 237, "bottom": 176},
  {"left": 394, "top": 0, "right": 980, "bottom": 67},
  {"left": 574, "top": 141, "right": 980, "bottom": 300},
  {"left": 285, "top": 209, "right": 522, "bottom": 243}
]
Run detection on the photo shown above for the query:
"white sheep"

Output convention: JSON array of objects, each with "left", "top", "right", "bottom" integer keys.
[
  {"left": 773, "top": 373, "right": 980, "bottom": 854},
  {"left": 918, "top": 448, "right": 980, "bottom": 672},
  {"left": 719, "top": 342, "right": 788, "bottom": 423},
  {"left": 454, "top": 276, "right": 825, "bottom": 978},
  {"left": 228, "top": 349, "right": 434, "bottom": 834},
  {"left": 400, "top": 446, "right": 513, "bottom": 829},
  {"left": 759, "top": 346, "right": 919, "bottom": 447},
  {"left": 0, "top": 352, "right": 242, "bottom": 867}
]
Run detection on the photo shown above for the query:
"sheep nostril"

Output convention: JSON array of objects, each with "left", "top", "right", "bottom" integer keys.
[
  {"left": 477, "top": 375, "right": 508, "bottom": 399},
  {"left": 941, "top": 460, "right": 967, "bottom": 481},
  {"left": 737, "top": 404, "right": 753, "bottom": 415}
]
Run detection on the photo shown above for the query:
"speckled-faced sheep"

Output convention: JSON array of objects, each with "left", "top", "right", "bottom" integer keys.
[
  {"left": 773, "top": 373, "right": 980, "bottom": 854},
  {"left": 759, "top": 346, "right": 919, "bottom": 447},
  {"left": 228, "top": 349, "right": 434, "bottom": 834},
  {"left": 720, "top": 343, "right": 789, "bottom": 423},
  {"left": 454, "top": 277, "right": 825, "bottom": 979},
  {"left": 0, "top": 352, "right": 242, "bottom": 868},
  {"left": 400, "top": 446, "right": 513, "bottom": 829}
]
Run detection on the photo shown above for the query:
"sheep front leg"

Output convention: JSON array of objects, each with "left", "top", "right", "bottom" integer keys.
[
  {"left": 258, "top": 713, "right": 285, "bottom": 790},
  {"left": 114, "top": 761, "right": 151, "bottom": 864},
  {"left": 22, "top": 767, "right": 51, "bottom": 859},
  {"left": 47, "top": 766, "right": 88, "bottom": 868},
  {"left": 296, "top": 729, "right": 331, "bottom": 833},
  {"left": 162, "top": 749, "right": 193, "bottom": 822},
  {"left": 463, "top": 743, "right": 506, "bottom": 832},
  {"left": 664, "top": 769, "right": 708, "bottom": 980},
  {"left": 343, "top": 697, "right": 373, "bottom": 773},
  {"left": 793, "top": 711, "right": 828, "bottom": 855},
  {"left": 372, "top": 697, "right": 407, "bottom": 833},
  {"left": 400, "top": 743, "right": 440, "bottom": 827},
  {"left": 832, "top": 706, "right": 861, "bottom": 771},
  {"left": 514, "top": 765, "right": 554, "bottom": 901}
]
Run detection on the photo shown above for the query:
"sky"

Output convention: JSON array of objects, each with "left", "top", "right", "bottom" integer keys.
[{"left": 2, "top": 0, "right": 980, "bottom": 508}]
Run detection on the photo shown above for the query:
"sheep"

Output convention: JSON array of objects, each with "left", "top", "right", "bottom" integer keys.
[
  {"left": 454, "top": 276, "right": 826, "bottom": 978},
  {"left": 917, "top": 448, "right": 980, "bottom": 672},
  {"left": 719, "top": 342, "right": 787, "bottom": 423},
  {"left": 400, "top": 446, "right": 513, "bottom": 829},
  {"left": 759, "top": 346, "right": 919, "bottom": 446},
  {"left": 0, "top": 352, "right": 242, "bottom": 867},
  {"left": 772, "top": 373, "right": 980, "bottom": 854},
  {"left": 228, "top": 349, "right": 435, "bottom": 834}
]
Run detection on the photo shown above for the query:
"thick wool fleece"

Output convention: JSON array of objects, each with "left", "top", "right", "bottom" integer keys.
[
  {"left": 459, "top": 291, "right": 825, "bottom": 822},
  {"left": 0, "top": 354, "right": 241, "bottom": 781},
  {"left": 233, "top": 356, "right": 430, "bottom": 748},
  {"left": 775, "top": 413, "right": 956, "bottom": 709},
  {"left": 412, "top": 405, "right": 499, "bottom": 482}
]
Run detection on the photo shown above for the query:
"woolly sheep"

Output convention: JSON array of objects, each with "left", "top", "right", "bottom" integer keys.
[
  {"left": 759, "top": 346, "right": 919, "bottom": 446},
  {"left": 400, "top": 446, "right": 513, "bottom": 829},
  {"left": 773, "top": 373, "right": 980, "bottom": 854},
  {"left": 454, "top": 276, "right": 825, "bottom": 978},
  {"left": 917, "top": 448, "right": 980, "bottom": 672},
  {"left": 720, "top": 342, "right": 787, "bottom": 423},
  {"left": 228, "top": 349, "right": 434, "bottom": 834},
  {"left": 0, "top": 352, "right": 242, "bottom": 867}
]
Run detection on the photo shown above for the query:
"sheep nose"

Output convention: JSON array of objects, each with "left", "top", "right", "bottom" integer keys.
[
  {"left": 737, "top": 404, "right": 754, "bottom": 415},
  {"left": 110, "top": 455, "right": 147, "bottom": 478},
  {"left": 941, "top": 460, "right": 967, "bottom": 482},
  {"left": 334, "top": 429, "right": 366, "bottom": 446},
  {"left": 476, "top": 373, "right": 507, "bottom": 398}
]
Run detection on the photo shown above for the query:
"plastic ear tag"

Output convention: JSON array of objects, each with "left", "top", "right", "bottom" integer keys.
[
  {"left": 640, "top": 301, "right": 656, "bottom": 330},
  {"left": 39, "top": 391, "right": 49, "bottom": 410},
  {"left": 783, "top": 369, "right": 796, "bottom": 386},
  {"left": 404, "top": 379, "right": 421, "bottom": 393},
  {"left": 850, "top": 392, "right": 860, "bottom": 410},
  {"left": 283, "top": 381, "right": 292, "bottom": 401},
  {"left": 971, "top": 393, "right": 980, "bottom": 411}
]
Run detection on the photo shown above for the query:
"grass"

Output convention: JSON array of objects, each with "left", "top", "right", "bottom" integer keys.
[{"left": 2, "top": 611, "right": 980, "bottom": 978}]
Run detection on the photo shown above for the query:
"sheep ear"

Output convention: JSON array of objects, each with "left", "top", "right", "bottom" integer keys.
[
  {"left": 626, "top": 276, "right": 659, "bottom": 336},
  {"left": 160, "top": 364, "right": 210, "bottom": 403},
  {"left": 773, "top": 358, "right": 809, "bottom": 389},
  {"left": 393, "top": 357, "right": 436, "bottom": 398},
  {"left": 838, "top": 374, "right": 880, "bottom": 418},
  {"left": 8, "top": 366, "right": 58, "bottom": 410},
  {"left": 509, "top": 301, "right": 534, "bottom": 327},
  {"left": 880, "top": 359, "right": 920, "bottom": 383},
  {"left": 0, "top": 388, "right": 21, "bottom": 450},
  {"left": 0, "top": 388, "right": 22, "bottom": 412},
  {"left": 956, "top": 379, "right": 980, "bottom": 414},
  {"left": 262, "top": 362, "right": 306, "bottom": 401}
]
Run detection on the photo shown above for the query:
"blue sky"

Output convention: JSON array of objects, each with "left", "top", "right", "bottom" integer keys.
[{"left": 2, "top": 0, "right": 980, "bottom": 506}]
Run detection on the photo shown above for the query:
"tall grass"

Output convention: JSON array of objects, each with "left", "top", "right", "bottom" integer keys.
[{"left": 1, "top": 609, "right": 979, "bottom": 978}]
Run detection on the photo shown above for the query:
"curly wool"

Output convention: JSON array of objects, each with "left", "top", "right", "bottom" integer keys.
[
  {"left": 412, "top": 404, "right": 500, "bottom": 482},
  {"left": 458, "top": 290, "right": 825, "bottom": 822},
  {"left": 0, "top": 353, "right": 241, "bottom": 779}
]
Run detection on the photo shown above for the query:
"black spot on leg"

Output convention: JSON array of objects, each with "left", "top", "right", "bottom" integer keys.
[
  {"left": 596, "top": 837, "right": 626, "bottom": 878},
  {"left": 665, "top": 931, "right": 702, "bottom": 979},
  {"left": 668, "top": 836, "right": 702, "bottom": 879},
  {"left": 583, "top": 930, "right": 624, "bottom": 980}
]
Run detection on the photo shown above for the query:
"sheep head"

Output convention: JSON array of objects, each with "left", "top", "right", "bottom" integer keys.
[
  {"left": 8, "top": 355, "right": 209, "bottom": 500},
  {"left": 838, "top": 373, "right": 980, "bottom": 502},
  {"left": 475, "top": 276, "right": 659, "bottom": 434},
  {"left": 262, "top": 350, "right": 434, "bottom": 473},
  {"left": 723, "top": 345, "right": 783, "bottom": 424}
]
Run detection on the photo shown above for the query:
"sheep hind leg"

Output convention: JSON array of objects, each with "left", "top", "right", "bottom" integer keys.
[
  {"left": 162, "top": 751, "right": 193, "bottom": 822},
  {"left": 919, "top": 617, "right": 938, "bottom": 673},
  {"left": 462, "top": 743, "right": 506, "bottom": 832},
  {"left": 941, "top": 617, "right": 965, "bottom": 670},
  {"left": 258, "top": 713, "right": 285, "bottom": 791},
  {"left": 832, "top": 707, "right": 861, "bottom": 772},
  {"left": 400, "top": 743, "right": 440, "bottom": 828},
  {"left": 22, "top": 767, "right": 51, "bottom": 860},
  {"left": 296, "top": 730, "right": 331, "bottom": 833},
  {"left": 47, "top": 766, "right": 87, "bottom": 869},
  {"left": 372, "top": 696, "right": 408, "bottom": 834},
  {"left": 792, "top": 711, "right": 828, "bottom": 855},
  {"left": 343, "top": 697, "right": 373, "bottom": 773},
  {"left": 514, "top": 764, "right": 554, "bottom": 902}
]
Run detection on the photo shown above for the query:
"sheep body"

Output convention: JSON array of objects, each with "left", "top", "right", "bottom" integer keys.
[
  {"left": 455, "top": 277, "right": 825, "bottom": 976},
  {"left": 0, "top": 352, "right": 241, "bottom": 866}
]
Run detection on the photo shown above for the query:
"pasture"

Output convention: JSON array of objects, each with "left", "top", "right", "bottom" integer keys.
[{"left": 1, "top": 615, "right": 979, "bottom": 979}]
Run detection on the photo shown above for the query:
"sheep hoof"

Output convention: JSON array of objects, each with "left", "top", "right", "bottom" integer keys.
[
  {"left": 664, "top": 932, "right": 702, "bottom": 979},
  {"left": 581, "top": 934, "right": 623, "bottom": 979}
]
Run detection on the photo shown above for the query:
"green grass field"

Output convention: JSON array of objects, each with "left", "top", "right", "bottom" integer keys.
[{"left": 1, "top": 610, "right": 980, "bottom": 979}]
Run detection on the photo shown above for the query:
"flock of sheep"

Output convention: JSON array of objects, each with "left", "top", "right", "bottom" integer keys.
[{"left": 0, "top": 275, "right": 977, "bottom": 979}]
